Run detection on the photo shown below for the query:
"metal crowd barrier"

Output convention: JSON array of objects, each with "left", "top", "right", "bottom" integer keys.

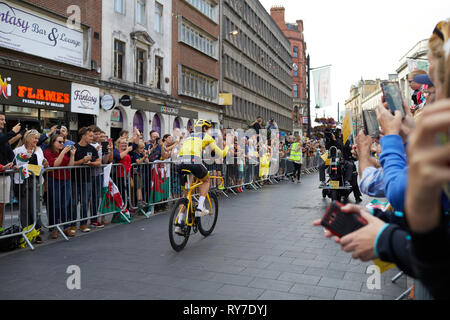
[
  {"left": 39, "top": 163, "right": 129, "bottom": 241},
  {"left": 2, "top": 150, "right": 325, "bottom": 250},
  {"left": 0, "top": 170, "right": 38, "bottom": 250}
]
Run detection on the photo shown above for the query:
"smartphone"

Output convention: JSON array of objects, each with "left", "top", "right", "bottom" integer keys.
[
  {"left": 128, "top": 142, "right": 133, "bottom": 147},
  {"left": 320, "top": 201, "right": 368, "bottom": 238},
  {"left": 380, "top": 81, "right": 405, "bottom": 118},
  {"left": 101, "top": 141, "right": 109, "bottom": 153},
  {"left": 108, "top": 138, "right": 113, "bottom": 144},
  {"left": 362, "top": 110, "right": 380, "bottom": 138}
]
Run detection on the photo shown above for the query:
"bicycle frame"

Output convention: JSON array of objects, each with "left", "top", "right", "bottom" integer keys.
[{"left": 175, "top": 174, "right": 224, "bottom": 227}]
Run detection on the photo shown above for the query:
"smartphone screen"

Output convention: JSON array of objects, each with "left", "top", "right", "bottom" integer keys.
[
  {"left": 362, "top": 110, "right": 380, "bottom": 138},
  {"left": 381, "top": 81, "right": 405, "bottom": 118}
]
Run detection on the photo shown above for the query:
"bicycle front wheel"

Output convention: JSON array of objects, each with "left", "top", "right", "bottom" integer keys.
[
  {"left": 169, "top": 198, "right": 190, "bottom": 252},
  {"left": 198, "top": 192, "right": 219, "bottom": 237}
]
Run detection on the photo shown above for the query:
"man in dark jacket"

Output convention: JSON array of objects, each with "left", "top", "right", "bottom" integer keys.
[{"left": 0, "top": 114, "right": 21, "bottom": 232}]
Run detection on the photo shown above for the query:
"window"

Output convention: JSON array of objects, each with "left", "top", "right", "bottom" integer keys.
[
  {"left": 136, "top": 0, "right": 145, "bottom": 25},
  {"left": 114, "top": 0, "right": 124, "bottom": 14},
  {"left": 294, "top": 69, "right": 298, "bottom": 77},
  {"left": 114, "top": 39, "right": 125, "bottom": 79},
  {"left": 186, "top": 0, "right": 217, "bottom": 22},
  {"left": 180, "top": 67, "right": 218, "bottom": 102},
  {"left": 155, "top": 56, "right": 163, "bottom": 89},
  {"left": 293, "top": 84, "right": 298, "bottom": 98},
  {"left": 136, "top": 48, "right": 146, "bottom": 84},
  {"left": 154, "top": 2, "right": 163, "bottom": 33},
  {"left": 180, "top": 22, "right": 217, "bottom": 59},
  {"left": 293, "top": 46, "right": 298, "bottom": 58}
]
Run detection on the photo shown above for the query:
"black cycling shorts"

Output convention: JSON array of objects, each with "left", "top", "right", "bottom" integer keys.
[{"left": 179, "top": 163, "right": 209, "bottom": 188}]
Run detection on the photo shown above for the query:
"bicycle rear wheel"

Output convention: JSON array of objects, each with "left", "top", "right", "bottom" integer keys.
[
  {"left": 198, "top": 192, "right": 218, "bottom": 237},
  {"left": 169, "top": 198, "right": 191, "bottom": 252}
]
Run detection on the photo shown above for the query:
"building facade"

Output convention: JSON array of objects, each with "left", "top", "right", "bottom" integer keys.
[
  {"left": 220, "top": 0, "right": 293, "bottom": 134},
  {"left": 344, "top": 79, "right": 380, "bottom": 133},
  {"left": 99, "top": 0, "right": 180, "bottom": 141},
  {"left": 396, "top": 39, "right": 428, "bottom": 104},
  {"left": 270, "top": 6, "right": 307, "bottom": 137},
  {"left": 171, "top": 0, "right": 221, "bottom": 130},
  {"left": 0, "top": 0, "right": 102, "bottom": 140}
]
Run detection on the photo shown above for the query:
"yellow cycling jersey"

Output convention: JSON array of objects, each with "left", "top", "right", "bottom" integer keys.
[{"left": 178, "top": 133, "right": 229, "bottom": 158}]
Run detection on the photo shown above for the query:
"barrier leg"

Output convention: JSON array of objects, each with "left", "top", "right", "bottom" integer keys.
[
  {"left": 392, "top": 271, "right": 404, "bottom": 283},
  {"left": 20, "top": 232, "right": 34, "bottom": 251},
  {"left": 395, "top": 287, "right": 412, "bottom": 300},
  {"left": 56, "top": 225, "right": 69, "bottom": 241}
]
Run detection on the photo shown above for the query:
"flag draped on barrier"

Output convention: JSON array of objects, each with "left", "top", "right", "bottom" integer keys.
[
  {"left": 151, "top": 162, "right": 170, "bottom": 203},
  {"left": 99, "top": 164, "right": 131, "bottom": 223}
]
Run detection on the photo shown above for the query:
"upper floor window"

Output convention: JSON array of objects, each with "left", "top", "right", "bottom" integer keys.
[
  {"left": 114, "top": 40, "right": 125, "bottom": 79},
  {"left": 136, "top": 0, "right": 146, "bottom": 25},
  {"left": 293, "top": 46, "right": 298, "bottom": 58},
  {"left": 293, "top": 84, "right": 298, "bottom": 98},
  {"left": 114, "top": 0, "right": 125, "bottom": 14},
  {"left": 154, "top": 2, "right": 163, "bottom": 33},
  {"left": 136, "top": 48, "right": 146, "bottom": 85},
  {"left": 186, "top": 0, "right": 217, "bottom": 22},
  {"left": 180, "top": 21, "right": 217, "bottom": 59},
  {"left": 155, "top": 56, "right": 163, "bottom": 89}
]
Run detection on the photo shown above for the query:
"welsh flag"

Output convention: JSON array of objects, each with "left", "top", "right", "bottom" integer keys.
[
  {"left": 150, "top": 161, "right": 170, "bottom": 203},
  {"left": 99, "top": 164, "right": 131, "bottom": 223}
]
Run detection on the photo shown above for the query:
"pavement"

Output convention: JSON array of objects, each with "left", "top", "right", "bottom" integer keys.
[{"left": 0, "top": 172, "right": 407, "bottom": 300}]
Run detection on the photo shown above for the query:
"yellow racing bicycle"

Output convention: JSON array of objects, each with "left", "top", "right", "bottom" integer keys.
[{"left": 168, "top": 169, "right": 224, "bottom": 252}]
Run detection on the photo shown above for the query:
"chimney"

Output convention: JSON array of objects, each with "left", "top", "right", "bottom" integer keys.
[{"left": 270, "top": 6, "right": 285, "bottom": 28}]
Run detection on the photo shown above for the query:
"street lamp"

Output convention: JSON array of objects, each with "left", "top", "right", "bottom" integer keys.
[{"left": 229, "top": 30, "right": 239, "bottom": 36}]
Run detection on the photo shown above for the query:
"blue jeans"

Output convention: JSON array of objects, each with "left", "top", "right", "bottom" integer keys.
[
  {"left": 47, "top": 177, "right": 71, "bottom": 227},
  {"left": 71, "top": 180, "right": 92, "bottom": 227}
]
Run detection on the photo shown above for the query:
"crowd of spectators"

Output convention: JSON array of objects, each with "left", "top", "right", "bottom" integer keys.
[{"left": 313, "top": 19, "right": 450, "bottom": 300}]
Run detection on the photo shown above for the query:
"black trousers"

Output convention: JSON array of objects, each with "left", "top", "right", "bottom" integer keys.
[
  {"left": 292, "top": 162, "right": 302, "bottom": 180},
  {"left": 349, "top": 161, "right": 362, "bottom": 199}
]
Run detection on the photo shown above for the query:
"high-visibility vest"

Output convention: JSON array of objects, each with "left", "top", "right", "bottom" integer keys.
[{"left": 289, "top": 143, "right": 302, "bottom": 162}]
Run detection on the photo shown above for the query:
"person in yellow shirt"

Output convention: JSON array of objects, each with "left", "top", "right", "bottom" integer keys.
[{"left": 175, "top": 120, "right": 229, "bottom": 235}]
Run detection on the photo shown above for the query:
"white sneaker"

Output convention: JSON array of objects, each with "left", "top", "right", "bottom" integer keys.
[
  {"left": 195, "top": 207, "right": 210, "bottom": 217},
  {"left": 174, "top": 226, "right": 184, "bottom": 236}
]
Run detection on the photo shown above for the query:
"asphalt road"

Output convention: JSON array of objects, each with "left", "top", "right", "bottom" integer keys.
[{"left": 0, "top": 172, "right": 407, "bottom": 300}]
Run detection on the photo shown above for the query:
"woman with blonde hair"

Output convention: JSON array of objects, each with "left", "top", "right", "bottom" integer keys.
[{"left": 13, "top": 129, "right": 49, "bottom": 244}]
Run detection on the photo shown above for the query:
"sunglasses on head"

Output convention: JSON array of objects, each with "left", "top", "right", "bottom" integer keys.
[{"left": 433, "top": 21, "right": 444, "bottom": 41}]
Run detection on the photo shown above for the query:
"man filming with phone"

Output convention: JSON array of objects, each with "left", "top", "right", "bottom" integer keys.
[{"left": 146, "top": 130, "right": 162, "bottom": 162}]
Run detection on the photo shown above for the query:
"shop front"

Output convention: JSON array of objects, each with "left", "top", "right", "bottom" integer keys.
[
  {"left": 132, "top": 100, "right": 198, "bottom": 136},
  {"left": 0, "top": 67, "right": 70, "bottom": 133}
]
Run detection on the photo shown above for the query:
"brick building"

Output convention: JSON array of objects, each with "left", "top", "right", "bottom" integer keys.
[
  {"left": 171, "top": 0, "right": 221, "bottom": 130},
  {"left": 270, "top": 6, "right": 307, "bottom": 136},
  {"left": 0, "top": 0, "right": 102, "bottom": 138}
]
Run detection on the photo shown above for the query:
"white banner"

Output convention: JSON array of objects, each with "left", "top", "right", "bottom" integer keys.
[
  {"left": 312, "top": 66, "right": 332, "bottom": 108},
  {"left": 0, "top": 1, "right": 85, "bottom": 67},
  {"left": 71, "top": 83, "right": 99, "bottom": 115}
]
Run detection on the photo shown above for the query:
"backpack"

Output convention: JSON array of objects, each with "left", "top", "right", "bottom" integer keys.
[{"left": 0, "top": 225, "right": 22, "bottom": 252}]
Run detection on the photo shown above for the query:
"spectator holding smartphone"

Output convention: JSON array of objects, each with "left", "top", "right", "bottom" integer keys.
[
  {"left": 44, "top": 134, "right": 75, "bottom": 238},
  {"left": 71, "top": 127, "right": 101, "bottom": 234},
  {"left": 130, "top": 141, "right": 149, "bottom": 207},
  {"left": 405, "top": 98, "right": 450, "bottom": 300}
]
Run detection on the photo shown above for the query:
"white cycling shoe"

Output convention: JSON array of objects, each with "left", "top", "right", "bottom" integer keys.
[{"left": 195, "top": 207, "right": 210, "bottom": 217}]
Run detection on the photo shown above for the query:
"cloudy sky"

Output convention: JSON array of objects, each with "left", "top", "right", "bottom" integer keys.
[{"left": 259, "top": 0, "right": 450, "bottom": 121}]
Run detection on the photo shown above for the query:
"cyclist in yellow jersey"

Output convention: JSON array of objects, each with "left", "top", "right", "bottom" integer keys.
[{"left": 177, "top": 119, "right": 229, "bottom": 218}]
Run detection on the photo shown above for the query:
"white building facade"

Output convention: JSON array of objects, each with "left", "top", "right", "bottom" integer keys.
[{"left": 99, "top": 0, "right": 190, "bottom": 141}]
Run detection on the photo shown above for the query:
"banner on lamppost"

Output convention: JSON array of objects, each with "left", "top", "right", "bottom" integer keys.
[{"left": 312, "top": 66, "right": 332, "bottom": 108}]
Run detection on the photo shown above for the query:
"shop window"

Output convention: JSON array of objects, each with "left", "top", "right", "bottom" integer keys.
[{"left": 152, "top": 113, "right": 161, "bottom": 136}]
